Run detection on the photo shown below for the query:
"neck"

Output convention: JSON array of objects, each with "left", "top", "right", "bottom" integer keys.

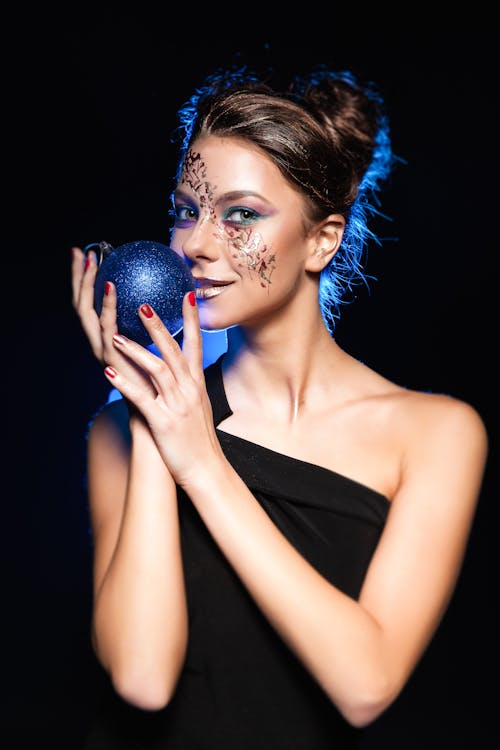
[{"left": 223, "top": 303, "right": 344, "bottom": 423}]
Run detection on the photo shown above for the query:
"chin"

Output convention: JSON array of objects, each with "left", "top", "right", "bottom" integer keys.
[{"left": 198, "top": 307, "right": 235, "bottom": 332}]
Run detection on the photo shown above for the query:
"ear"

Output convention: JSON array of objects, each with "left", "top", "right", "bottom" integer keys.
[{"left": 305, "top": 214, "right": 345, "bottom": 273}]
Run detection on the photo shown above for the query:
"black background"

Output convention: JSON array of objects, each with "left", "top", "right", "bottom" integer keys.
[{"left": 4, "top": 10, "right": 497, "bottom": 749}]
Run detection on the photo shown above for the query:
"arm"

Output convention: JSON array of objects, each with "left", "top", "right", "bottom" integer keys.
[
  {"left": 180, "top": 396, "right": 487, "bottom": 727},
  {"left": 87, "top": 406, "right": 188, "bottom": 711},
  {"left": 107, "top": 299, "right": 488, "bottom": 727},
  {"left": 71, "top": 246, "right": 188, "bottom": 709}
]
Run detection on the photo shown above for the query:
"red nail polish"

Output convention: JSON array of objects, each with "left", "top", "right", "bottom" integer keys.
[
  {"left": 140, "top": 304, "right": 154, "bottom": 318},
  {"left": 188, "top": 291, "right": 196, "bottom": 307},
  {"left": 84, "top": 256, "right": 91, "bottom": 271},
  {"left": 104, "top": 366, "right": 116, "bottom": 379},
  {"left": 104, "top": 281, "right": 111, "bottom": 295}
]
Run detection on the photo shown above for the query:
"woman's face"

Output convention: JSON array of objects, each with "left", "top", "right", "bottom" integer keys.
[{"left": 170, "top": 135, "right": 314, "bottom": 331}]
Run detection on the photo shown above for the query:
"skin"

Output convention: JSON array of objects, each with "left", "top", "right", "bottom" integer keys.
[
  {"left": 176, "top": 147, "right": 277, "bottom": 291},
  {"left": 71, "top": 134, "right": 488, "bottom": 726}
]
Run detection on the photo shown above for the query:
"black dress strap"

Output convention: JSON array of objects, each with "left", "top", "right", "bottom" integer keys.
[{"left": 204, "top": 355, "right": 233, "bottom": 426}]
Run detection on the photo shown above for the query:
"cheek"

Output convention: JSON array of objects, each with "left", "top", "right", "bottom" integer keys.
[
  {"left": 222, "top": 224, "right": 278, "bottom": 290},
  {"left": 170, "top": 239, "right": 183, "bottom": 257},
  {"left": 169, "top": 226, "right": 182, "bottom": 254}
]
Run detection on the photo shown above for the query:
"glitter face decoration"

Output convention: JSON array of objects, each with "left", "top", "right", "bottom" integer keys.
[
  {"left": 179, "top": 150, "right": 277, "bottom": 290},
  {"left": 180, "top": 150, "right": 217, "bottom": 222},
  {"left": 223, "top": 225, "right": 276, "bottom": 289}
]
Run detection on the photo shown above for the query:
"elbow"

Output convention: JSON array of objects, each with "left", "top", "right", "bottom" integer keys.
[
  {"left": 342, "top": 697, "right": 391, "bottom": 729},
  {"left": 112, "top": 677, "right": 173, "bottom": 712},
  {"left": 92, "top": 621, "right": 187, "bottom": 711},
  {"left": 334, "top": 676, "right": 398, "bottom": 729},
  {"left": 111, "top": 663, "right": 182, "bottom": 711}
]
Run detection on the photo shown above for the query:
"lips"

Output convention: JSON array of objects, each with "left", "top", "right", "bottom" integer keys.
[{"left": 193, "top": 277, "right": 234, "bottom": 300}]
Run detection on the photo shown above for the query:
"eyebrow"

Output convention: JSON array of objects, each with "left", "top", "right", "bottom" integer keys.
[
  {"left": 172, "top": 188, "right": 272, "bottom": 205},
  {"left": 215, "top": 190, "right": 271, "bottom": 205}
]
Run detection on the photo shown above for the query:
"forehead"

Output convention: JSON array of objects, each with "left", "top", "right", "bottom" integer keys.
[{"left": 179, "top": 135, "right": 298, "bottom": 200}]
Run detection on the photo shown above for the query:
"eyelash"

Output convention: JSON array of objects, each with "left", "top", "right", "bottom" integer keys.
[
  {"left": 171, "top": 205, "right": 198, "bottom": 227},
  {"left": 223, "top": 207, "right": 261, "bottom": 225},
  {"left": 170, "top": 204, "right": 261, "bottom": 227}
]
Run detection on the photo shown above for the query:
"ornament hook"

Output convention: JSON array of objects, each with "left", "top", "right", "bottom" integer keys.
[{"left": 83, "top": 240, "right": 114, "bottom": 266}]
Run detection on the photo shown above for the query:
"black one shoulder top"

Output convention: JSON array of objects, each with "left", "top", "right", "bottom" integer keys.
[{"left": 84, "top": 355, "right": 390, "bottom": 750}]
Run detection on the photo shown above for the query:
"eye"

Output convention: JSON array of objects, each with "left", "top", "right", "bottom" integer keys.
[
  {"left": 224, "top": 207, "right": 260, "bottom": 225},
  {"left": 173, "top": 204, "right": 198, "bottom": 227}
]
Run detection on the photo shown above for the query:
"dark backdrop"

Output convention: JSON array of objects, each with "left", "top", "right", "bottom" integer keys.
[{"left": 5, "top": 12, "right": 497, "bottom": 749}]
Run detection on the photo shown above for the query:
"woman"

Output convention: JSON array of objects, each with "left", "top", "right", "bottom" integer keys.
[{"left": 71, "top": 66, "right": 488, "bottom": 749}]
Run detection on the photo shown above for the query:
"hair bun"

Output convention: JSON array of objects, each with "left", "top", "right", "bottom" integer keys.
[{"left": 289, "top": 67, "right": 388, "bottom": 185}]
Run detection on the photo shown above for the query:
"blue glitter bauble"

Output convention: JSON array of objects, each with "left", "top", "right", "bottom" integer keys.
[{"left": 94, "top": 240, "right": 195, "bottom": 346}]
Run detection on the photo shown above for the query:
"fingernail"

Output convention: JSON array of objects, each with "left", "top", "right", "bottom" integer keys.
[
  {"left": 113, "top": 334, "right": 128, "bottom": 345},
  {"left": 104, "top": 281, "right": 111, "bottom": 295},
  {"left": 84, "top": 256, "right": 91, "bottom": 271},
  {"left": 140, "top": 304, "right": 154, "bottom": 318},
  {"left": 104, "top": 366, "right": 117, "bottom": 379},
  {"left": 188, "top": 291, "right": 196, "bottom": 307}
]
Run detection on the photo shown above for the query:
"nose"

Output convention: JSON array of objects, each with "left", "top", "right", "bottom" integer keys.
[{"left": 178, "top": 216, "right": 223, "bottom": 268}]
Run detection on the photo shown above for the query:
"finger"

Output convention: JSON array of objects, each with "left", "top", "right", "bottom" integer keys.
[
  {"left": 99, "top": 280, "right": 123, "bottom": 366},
  {"left": 78, "top": 249, "right": 99, "bottom": 312},
  {"left": 180, "top": 291, "right": 203, "bottom": 382},
  {"left": 101, "top": 285, "right": 153, "bottom": 388},
  {"left": 99, "top": 280, "right": 118, "bottom": 335},
  {"left": 71, "top": 248, "right": 104, "bottom": 358},
  {"left": 137, "top": 303, "right": 186, "bottom": 382},
  {"left": 70, "top": 246, "right": 85, "bottom": 307},
  {"left": 111, "top": 332, "right": 177, "bottom": 400},
  {"left": 103, "top": 365, "right": 154, "bottom": 417}
]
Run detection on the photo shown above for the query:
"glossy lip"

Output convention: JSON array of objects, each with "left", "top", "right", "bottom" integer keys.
[
  {"left": 193, "top": 276, "right": 235, "bottom": 287},
  {"left": 195, "top": 285, "right": 231, "bottom": 300}
]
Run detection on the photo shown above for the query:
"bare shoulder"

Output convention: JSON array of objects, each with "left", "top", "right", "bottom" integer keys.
[
  {"left": 88, "top": 397, "right": 131, "bottom": 455},
  {"left": 86, "top": 398, "right": 131, "bottom": 548},
  {"left": 349, "top": 354, "right": 488, "bottom": 457},
  {"left": 383, "top": 385, "right": 489, "bottom": 507},
  {"left": 392, "top": 386, "right": 488, "bottom": 456}
]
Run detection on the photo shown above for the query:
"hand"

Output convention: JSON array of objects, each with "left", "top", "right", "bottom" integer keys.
[
  {"left": 70, "top": 246, "right": 156, "bottom": 402},
  {"left": 102, "top": 294, "right": 225, "bottom": 488},
  {"left": 71, "top": 246, "right": 106, "bottom": 363}
]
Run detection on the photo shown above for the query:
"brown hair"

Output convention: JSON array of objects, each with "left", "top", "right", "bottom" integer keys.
[{"left": 173, "top": 65, "right": 395, "bottom": 331}]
